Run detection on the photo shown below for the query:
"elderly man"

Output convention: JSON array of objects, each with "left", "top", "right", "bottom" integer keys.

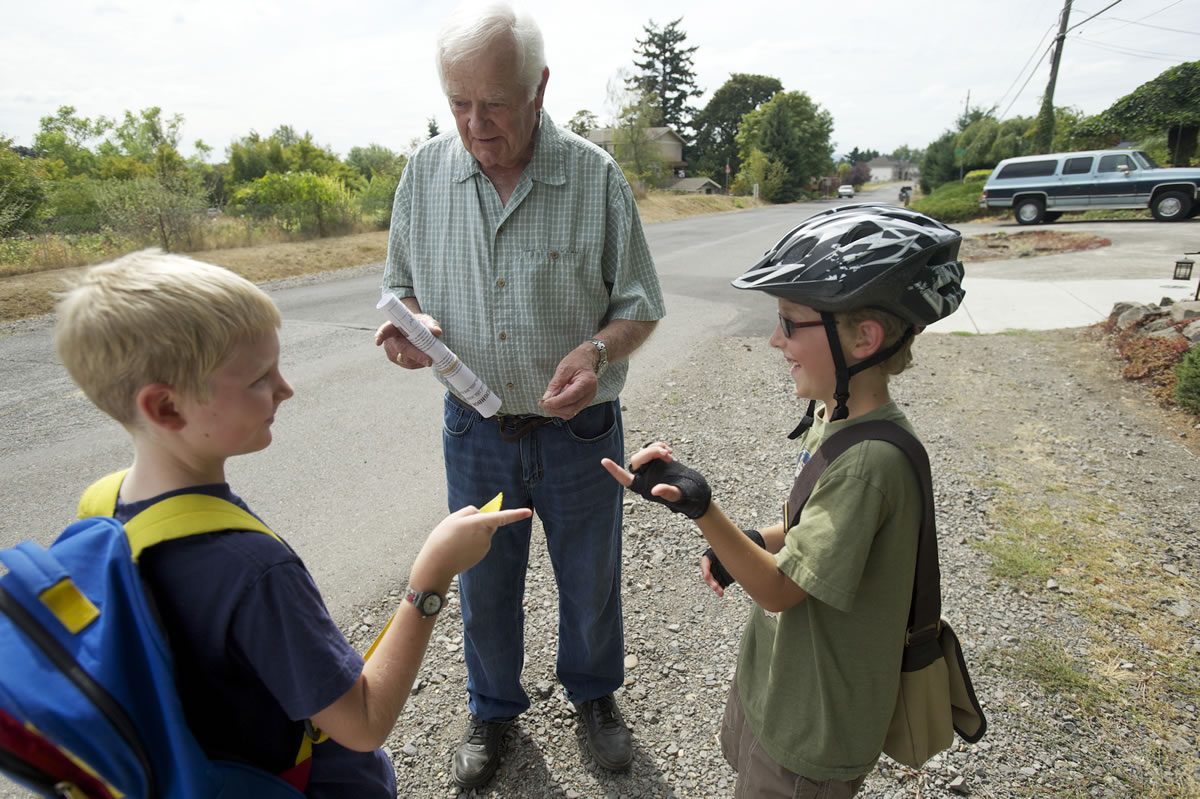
[{"left": 374, "top": 2, "right": 664, "bottom": 790}]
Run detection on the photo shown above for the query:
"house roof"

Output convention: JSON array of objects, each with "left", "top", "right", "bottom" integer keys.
[
  {"left": 666, "top": 177, "right": 722, "bottom": 192},
  {"left": 586, "top": 127, "right": 686, "bottom": 146}
]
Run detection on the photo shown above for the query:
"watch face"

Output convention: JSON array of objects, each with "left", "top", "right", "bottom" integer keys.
[{"left": 419, "top": 593, "right": 443, "bottom": 615}]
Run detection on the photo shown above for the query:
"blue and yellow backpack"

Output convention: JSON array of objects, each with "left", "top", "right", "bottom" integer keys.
[{"left": 0, "top": 471, "right": 322, "bottom": 798}]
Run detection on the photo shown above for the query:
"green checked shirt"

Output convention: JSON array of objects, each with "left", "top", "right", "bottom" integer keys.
[{"left": 382, "top": 111, "right": 665, "bottom": 415}]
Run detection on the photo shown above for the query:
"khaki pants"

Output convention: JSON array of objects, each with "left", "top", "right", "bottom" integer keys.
[{"left": 720, "top": 677, "right": 867, "bottom": 799}]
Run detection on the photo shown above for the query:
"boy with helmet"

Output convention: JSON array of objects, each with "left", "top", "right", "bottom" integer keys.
[{"left": 602, "top": 204, "right": 966, "bottom": 797}]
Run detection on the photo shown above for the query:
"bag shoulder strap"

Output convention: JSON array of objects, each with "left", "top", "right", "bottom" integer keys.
[
  {"left": 784, "top": 420, "right": 941, "bottom": 642},
  {"left": 78, "top": 469, "right": 281, "bottom": 562}
]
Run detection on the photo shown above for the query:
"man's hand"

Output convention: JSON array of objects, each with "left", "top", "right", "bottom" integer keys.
[
  {"left": 374, "top": 315, "right": 442, "bottom": 369},
  {"left": 538, "top": 344, "right": 599, "bottom": 419}
]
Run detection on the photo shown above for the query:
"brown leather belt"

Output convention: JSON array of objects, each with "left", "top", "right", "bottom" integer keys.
[{"left": 447, "top": 392, "right": 556, "bottom": 442}]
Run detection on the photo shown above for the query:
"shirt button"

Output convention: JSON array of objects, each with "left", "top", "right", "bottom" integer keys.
[
  {"left": 497, "top": 278, "right": 505, "bottom": 288},
  {"left": 506, "top": 383, "right": 514, "bottom": 390},
  {"left": 497, "top": 225, "right": 504, "bottom": 235},
  {"left": 499, "top": 332, "right": 507, "bottom": 340},
  {"left": 551, "top": 251, "right": 559, "bottom": 260}
]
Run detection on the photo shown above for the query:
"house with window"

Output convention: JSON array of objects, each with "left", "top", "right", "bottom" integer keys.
[
  {"left": 866, "top": 156, "right": 919, "bottom": 183},
  {"left": 586, "top": 127, "right": 688, "bottom": 172}
]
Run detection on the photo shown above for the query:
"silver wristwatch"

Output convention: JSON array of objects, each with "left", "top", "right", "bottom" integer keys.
[
  {"left": 405, "top": 586, "right": 444, "bottom": 617},
  {"left": 587, "top": 338, "right": 608, "bottom": 376}
]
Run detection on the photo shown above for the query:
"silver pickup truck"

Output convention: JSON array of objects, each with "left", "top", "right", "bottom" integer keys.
[{"left": 980, "top": 149, "right": 1200, "bottom": 224}]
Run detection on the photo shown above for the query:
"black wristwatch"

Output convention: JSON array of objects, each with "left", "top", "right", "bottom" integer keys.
[
  {"left": 405, "top": 587, "right": 444, "bottom": 617},
  {"left": 587, "top": 338, "right": 608, "bottom": 376}
]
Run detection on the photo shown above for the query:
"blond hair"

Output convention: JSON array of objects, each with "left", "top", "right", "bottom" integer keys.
[
  {"left": 54, "top": 249, "right": 281, "bottom": 425},
  {"left": 837, "top": 307, "right": 915, "bottom": 377}
]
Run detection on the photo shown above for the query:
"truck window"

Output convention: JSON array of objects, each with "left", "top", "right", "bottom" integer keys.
[
  {"left": 996, "top": 160, "right": 1058, "bottom": 179},
  {"left": 1133, "top": 151, "right": 1159, "bottom": 169},
  {"left": 1098, "top": 154, "right": 1135, "bottom": 173},
  {"left": 1063, "top": 157, "right": 1093, "bottom": 175}
]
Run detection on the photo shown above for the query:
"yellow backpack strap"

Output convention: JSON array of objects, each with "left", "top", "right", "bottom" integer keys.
[
  {"left": 77, "top": 469, "right": 281, "bottom": 561},
  {"left": 122, "top": 494, "right": 281, "bottom": 562},
  {"left": 78, "top": 469, "right": 129, "bottom": 519}
]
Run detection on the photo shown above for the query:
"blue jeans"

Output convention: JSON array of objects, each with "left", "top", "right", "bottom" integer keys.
[{"left": 442, "top": 394, "right": 626, "bottom": 722}]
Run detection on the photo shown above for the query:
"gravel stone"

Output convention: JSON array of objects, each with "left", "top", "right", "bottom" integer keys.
[{"left": 312, "top": 326, "right": 1200, "bottom": 797}]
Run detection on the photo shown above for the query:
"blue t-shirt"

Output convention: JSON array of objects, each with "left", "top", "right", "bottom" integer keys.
[{"left": 117, "top": 484, "right": 396, "bottom": 798}]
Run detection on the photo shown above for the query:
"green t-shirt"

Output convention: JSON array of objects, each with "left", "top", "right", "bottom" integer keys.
[{"left": 736, "top": 401, "right": 923, "bottom": 781}]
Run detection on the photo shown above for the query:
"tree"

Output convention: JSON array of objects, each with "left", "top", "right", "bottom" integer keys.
[
  {"left": 94, "top": 172, "right": 209, "bottom": 251},
  {"left": 1073, "top": 60, "right": 1200, "bottom": 165},
  {"left": 0, "top": 138, "right": 45, "bottom": 233},
  {"left": 427, "top": 117, "right": 441, "bottom": 139},
  {"left": 567, "top": 110, "right": 599, "bottom": 138},
  {"left": 346, "top": 144, "right": 405, "bottom": 180},
  {"left": 890, "top": 145, "right": 924, "bottom": 163},
  {"left": 99, "top": 107, "right": 184, "bottom": 163},
  {"left": 226, "top": 128, "right": 364, "bottom": 192},
  {"left": 612, "top": 91, "right": 669, "bottom": 187},
  {"left": 32, "top": 106, "right": 111, "bottom": 177},
  {"left": 627, "top": 18, "right": 702, "bottom": 138},
  {"left": 731, "top": 148, "right": 786, "bottom": 200},
  {"left": 735, "top": 91, "right": 833, "bottom": 202},
  {"left": 846, "top": 147, "right": 880, "bottom": 165},
  {"left": 844, "top": 161, "right": 871, "bottom": 187},
  {"left": 690, "top": 73, "right": 782, "bottom": 178},
  {"left": 919, "top": 131, "right": 958, "bottom": 193}
]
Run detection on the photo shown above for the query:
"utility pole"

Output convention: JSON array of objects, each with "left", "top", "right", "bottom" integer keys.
[{"left": 1035, "top": 0, "right": 1073, "bottom": 153}]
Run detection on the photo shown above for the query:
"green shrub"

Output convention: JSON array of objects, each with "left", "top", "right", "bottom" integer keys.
[
  {"left": 910, "top": 180, "right": 987, "bottom": 223},
  {"left": 359, "top": 173, "right": 399, "bottom": 228},
  {"left": 1175, "top": 344, "right": 1200, "bottom": 415},
  {"left": 964, "top": 168, "right": 992, "bottom": 183},
  {"left": 229, "top": 172, "right": 360, "bottom": 237}
]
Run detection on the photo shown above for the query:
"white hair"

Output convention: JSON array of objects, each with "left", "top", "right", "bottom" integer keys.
[{"left": 436, "top": 2, "right": 546, "bottom": 101}]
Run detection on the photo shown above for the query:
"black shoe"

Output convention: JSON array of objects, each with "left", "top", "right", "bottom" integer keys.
[
  {"left": 452, "top": 714, "right": 510, "bottom": 789},
  {"left": 578, "top": 694, "right": 633, "bottom": 770}
]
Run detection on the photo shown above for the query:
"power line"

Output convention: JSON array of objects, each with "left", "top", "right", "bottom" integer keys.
[
  {"left": 1067, "top": 0, "right": 1125, "bottom": 32},
  {"left": 999, "top": 41, "right": 1056, "bottom": 120},
  {"left": 1069, "top": 35, "right": 1192, "bottom": 61},
  {"left": 992, "top": 22, "right": 1058, "bottom": 114}
]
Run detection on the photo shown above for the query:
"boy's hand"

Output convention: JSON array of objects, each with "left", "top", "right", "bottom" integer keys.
[
  {"left": 411, "top": 505, "right": 532, "bottom": 584},
  {"left": 700, "top": 551, "right": 728, "bottom": 598},
  {"left": 374, "top": 315, "right": 441, "bottom": 369},
  {"left": 600, "top": 442, "right": 711, "bottom": 519}
]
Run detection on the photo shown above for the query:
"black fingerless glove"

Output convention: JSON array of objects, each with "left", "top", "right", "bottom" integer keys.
[
  {"left": 627, "top": 457, "right": 712, "bottom": 519},
  {"left": 704, "top": 529, "right": 766, "bottom": 589}
]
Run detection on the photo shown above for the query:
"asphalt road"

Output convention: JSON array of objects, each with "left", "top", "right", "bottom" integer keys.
[
  {"left": 1, "top": 185, "right": 1199, "bottom": 798},
  {"left": 1, "top": 184, "right": 1196, "bottom": 627}
]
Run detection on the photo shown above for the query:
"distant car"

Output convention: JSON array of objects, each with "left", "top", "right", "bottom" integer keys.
[{"left": 837, "top": 185, "right": 854, "bottom": 199}]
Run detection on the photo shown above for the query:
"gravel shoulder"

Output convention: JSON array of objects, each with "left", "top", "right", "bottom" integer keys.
[{"left": 346, "top": 325, "right": 1200, "bottom": 799}]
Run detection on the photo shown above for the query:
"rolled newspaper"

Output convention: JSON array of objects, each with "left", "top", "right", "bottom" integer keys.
[{"left": 377, "top": 293, "right": 502, "bottom": 418}]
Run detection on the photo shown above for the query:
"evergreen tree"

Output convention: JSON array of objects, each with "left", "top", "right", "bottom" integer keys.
[{"left": 627, "top": 18, "right": 702, "bottom": 138}]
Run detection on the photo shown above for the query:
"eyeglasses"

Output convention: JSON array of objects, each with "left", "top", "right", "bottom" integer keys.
[{"left": 778, "top": 312, "right": 825, "bottom": 338}]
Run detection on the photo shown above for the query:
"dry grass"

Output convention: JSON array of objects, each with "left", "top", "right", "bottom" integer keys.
[{"left": 0, "top": 192, "right": 763, "bottom": 323}]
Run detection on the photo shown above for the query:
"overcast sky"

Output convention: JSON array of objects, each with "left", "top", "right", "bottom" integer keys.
[{"left": 2, "top": 0, "right": 1196, "bottom": 164}]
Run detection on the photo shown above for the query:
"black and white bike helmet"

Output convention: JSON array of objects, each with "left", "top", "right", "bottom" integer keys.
[{"left": 733, "top": 203, "right": 966, "bottom": 430}]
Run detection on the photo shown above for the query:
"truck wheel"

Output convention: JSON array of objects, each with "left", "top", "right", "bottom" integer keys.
[
  {"left": 1015, "top": 198, "right": 1045, "bottom": 225},
  {"left": 1152, "top": 190, "right": 1192, "bottom": 221}
]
